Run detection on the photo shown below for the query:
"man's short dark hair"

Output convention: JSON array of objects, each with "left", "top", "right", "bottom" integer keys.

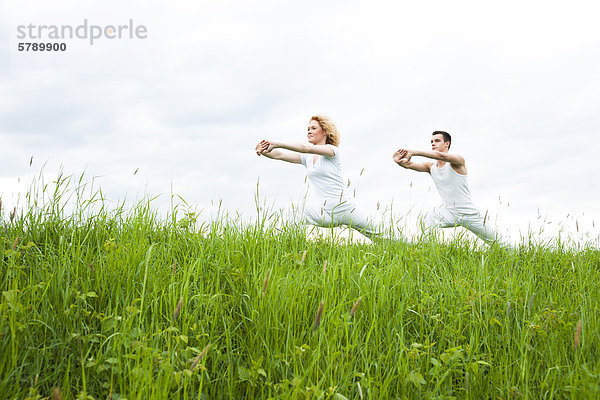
[{"left": 432, "top": 131, "right": 451, "bottom": 148}]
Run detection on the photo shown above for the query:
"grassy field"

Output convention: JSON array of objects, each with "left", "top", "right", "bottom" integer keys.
[{"left": 1, "top": 180, "right": 599, "bottom": 399}]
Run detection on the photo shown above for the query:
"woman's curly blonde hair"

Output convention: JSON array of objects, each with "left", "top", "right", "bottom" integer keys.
[{"left": 310, "top": 115, "right": 340, "bottom": 147}]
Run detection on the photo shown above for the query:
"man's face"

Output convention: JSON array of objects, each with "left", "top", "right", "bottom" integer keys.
[{"left": 431, "top": 134, "right": 449, "bottom": 152}]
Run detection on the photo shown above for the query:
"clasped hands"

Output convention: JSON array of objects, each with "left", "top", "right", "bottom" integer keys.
[
  {"left": 393, "top": 149, "right": 412, "bottom": 164},
  {"left": 255, "top": 140, "right": 275, "bottom": 156}
]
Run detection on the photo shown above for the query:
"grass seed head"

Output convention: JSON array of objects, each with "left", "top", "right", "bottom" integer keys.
[
  {"left": 574, "top": 320, "right": 582, "bottom": 349},
  {"left": 10, "top": 207, "right": 16, "bottom": 221},
  {"left": 313, "top": 301, "right": 325, "bottom": 331},
  {"left": 52, "top": 387, "right": 62, "bottom": 400},
  {"left": 172, "top": 261, "right": 177, "bottom": 275},
  {"left": 322, "top": 260, "right": 327, "bottom": 274},
  {"left": 191, "top": 344, "right": 211, "bottom": 369},
  {"left": 173, "top": 297, "right": 183, "bottom": 321},
  {"left": 350, "top": 297, "right": 362, "bottom": 316},
  {"left": 12, "top": 237, "right": 18, "bottom": 250}
]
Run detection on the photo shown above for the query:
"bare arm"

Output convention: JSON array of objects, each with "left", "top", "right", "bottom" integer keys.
[
  {"left": 407, "top": 149, "right": 465, "bottom": 167},
  {"left": 393, "top": 149, "right": 432, "bottom": 173},
  {"left": 255, "top": 140, "right": 302, "bottom": 164},
  {"left": 267, "top": 141, "right": 336, "bottom": 157}
]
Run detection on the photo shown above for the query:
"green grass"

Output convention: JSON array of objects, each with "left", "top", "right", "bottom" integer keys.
[{"left": 1, "top": 176, "right": 599, "bottom": 399}]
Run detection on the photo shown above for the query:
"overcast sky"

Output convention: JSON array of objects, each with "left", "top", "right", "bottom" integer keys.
[{"left": 1, "top": 0, "right": 599, "bottom": 245}]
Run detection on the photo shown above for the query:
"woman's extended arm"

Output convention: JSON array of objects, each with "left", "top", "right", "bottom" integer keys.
[
  {"left": 264, "top": 140, "right": 336, "bottom": 157},
  {"left": 255, "top": 140, "right": 302, "bottom": 164}
]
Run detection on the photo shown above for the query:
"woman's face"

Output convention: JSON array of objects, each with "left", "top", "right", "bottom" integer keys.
[{"left": 307, "top": 120, "right": 327, "bottom": 145}]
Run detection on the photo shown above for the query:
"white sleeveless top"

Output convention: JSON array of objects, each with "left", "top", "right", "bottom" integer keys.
[
  {"left": 300, "top": 145, "right": 353, "bottom": 207},
  {"left": 430, "top": 162, "right": 477, "bottom": 212}
]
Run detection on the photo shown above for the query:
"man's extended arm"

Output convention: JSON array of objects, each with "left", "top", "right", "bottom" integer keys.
[
  {"left": 393, "top": 149, "right": 432, "bottom": 173},
  {"left": 404, "top": 149, "right": 465, "bottom": 167}
]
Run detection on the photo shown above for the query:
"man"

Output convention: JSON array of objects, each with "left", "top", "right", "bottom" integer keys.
[{"left": 393, "top": 131, "right": 501, "bottom": 245}]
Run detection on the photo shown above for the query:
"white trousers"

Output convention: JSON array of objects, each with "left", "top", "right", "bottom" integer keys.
[
  {"left": 424, "top": 206, "right": 499, "bottom": 245},
  {"left": 303, "top": 199, "right": 382, "bottom": 240}
]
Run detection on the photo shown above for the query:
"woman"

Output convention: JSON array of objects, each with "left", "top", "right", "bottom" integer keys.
[{"left": 255, "top": 115, "right": 382, "bottom": 240}]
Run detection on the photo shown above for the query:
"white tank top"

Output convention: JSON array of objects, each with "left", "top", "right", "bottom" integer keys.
[
  {"left": 300, "top": 145, "right": 353, "bottom": 207},
  {"left": 430, "top": 162, "right": 477, "bottom": 212}
]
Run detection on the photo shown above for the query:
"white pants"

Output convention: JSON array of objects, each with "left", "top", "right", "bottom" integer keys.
[
  {"left": 424, "top": 206, "right": 499, "bottom": 245},
  {"left": 303, "top": 199, "right": 382, "bottom": 240}
]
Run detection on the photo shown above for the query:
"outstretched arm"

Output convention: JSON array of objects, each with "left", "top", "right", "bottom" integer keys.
[
  {"left": 255, "top": 140, "right": 302, "bottom": 164},
  {"left": 404, "top": 149, "right": 465, "bottom": 167},
  {"left": 266, "top": 140, "right": 336, "bottom": 157},
  {"left": 393, "top": 149, "right": 432, "bottom": 173}
]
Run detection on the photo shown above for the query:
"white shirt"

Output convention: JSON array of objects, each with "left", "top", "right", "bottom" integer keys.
[
  {"left": 300, "top": 145, "right": 352, "bottom": 207},
  {"left": 430, "top": 162, "right": 478, "bottom": 212}
]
